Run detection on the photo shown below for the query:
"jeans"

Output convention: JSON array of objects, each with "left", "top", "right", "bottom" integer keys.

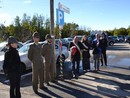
[{"left": 72, "top": 60, "right": 80, "bottom": 76}]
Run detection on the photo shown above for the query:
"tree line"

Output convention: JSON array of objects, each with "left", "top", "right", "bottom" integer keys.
[{"left": 0, "top": 13, "right": 130, "bottom": 42}]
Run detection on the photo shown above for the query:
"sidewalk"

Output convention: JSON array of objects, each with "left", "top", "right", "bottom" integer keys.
[{"left": 0, "top": 61, "right": 130, "bottom": 98}]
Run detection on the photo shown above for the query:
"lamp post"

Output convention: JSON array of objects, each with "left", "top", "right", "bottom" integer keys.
[{"left": 50, "top": 0, "right": 56, "bottom": 80}]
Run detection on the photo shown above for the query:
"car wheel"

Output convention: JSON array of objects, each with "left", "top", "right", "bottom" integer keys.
[
  {"left": 109, "top": 41, "right": 114, "bottom": 46},
  {"left": 20, "top": 62, "right": 26, "bottom": 74}
]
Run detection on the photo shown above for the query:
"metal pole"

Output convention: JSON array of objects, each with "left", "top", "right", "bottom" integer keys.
[
  {"left": 50, "top": 0, "right": 56, "bottom": 80},
  {"left": 58, "top": 27, "right": 64, "bottom": 80},
  {"left": 50, "top": 0, "right": 54, "bottom": 35}
]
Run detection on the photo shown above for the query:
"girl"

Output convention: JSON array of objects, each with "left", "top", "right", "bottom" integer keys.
[
  {"left": 69, "top": 36, "right": 82, "bottom": 79},
  {"left": 3, "top": 36, "right": 21, "bottom": 98},
  {"left": 81, "top": 35, "right": 91, "bottom": 72}
]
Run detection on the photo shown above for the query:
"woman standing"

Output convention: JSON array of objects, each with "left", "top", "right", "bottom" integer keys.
[
  {"left": 69, "top": 36, "right": 82, "bottom": 79},
  {"left": 3, "top": 36, "right": 21, "bottom": 98},
  {"left": 81, "top": 35, "right": 91, "bottom": 72}
]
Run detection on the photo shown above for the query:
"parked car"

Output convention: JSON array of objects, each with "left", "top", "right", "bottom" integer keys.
[
  {"left": 109, "top": 36, "right": 118, "bottom": 43},
  {"left": 0, "top": 41, "right": 23, "bottom": 55},
  {"left": 87, "top": 35, "right": 95, "bottom": 44},
  {"left": 75, "top": 35, "right": 83, "bottom": 41},
  {"left": 23, "top": 39, "right": 33, "bottom": 45},
  {"left": 125, "top": 36, "right": 130, "bottom": 44},
  {"left": 63, "top": 37, "right": 73, "bottom": 47},
  {"left": 108, "top": 36, "right": 115, "bottom": 46},
  {"left": 0, "top": 41, "right": 69, "bottom": 74},
  {"left": 117, "top": 35, "right": 124, "bottom": 42}
]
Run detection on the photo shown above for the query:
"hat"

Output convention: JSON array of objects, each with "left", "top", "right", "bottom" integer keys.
[
  {"left": 33, "top": 32, "right": 40, "bottom": 38},
  {"left": 45, "top": 34, "right": 52, "bottom": 39},
  {"left": 8, "top": 36, "right": 18, "bottom": 44}
]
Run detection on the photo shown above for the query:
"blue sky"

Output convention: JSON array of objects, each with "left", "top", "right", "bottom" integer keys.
[{"left": 0, "top": 0, "right": 130, "bottom": 30}]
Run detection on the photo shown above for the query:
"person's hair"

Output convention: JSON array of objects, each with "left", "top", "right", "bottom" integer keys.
[
  {"left": 95, "top": 33, "right": 99, "bottom": 38},
  {"left": 81, "top": 35, "right": 87, "bottom": 43},
  {"left": 73, "top": 36, "right": 78, "bottom": 42},
  {"left": 8, "top": 43, "right": 13, "bottom": 49}
]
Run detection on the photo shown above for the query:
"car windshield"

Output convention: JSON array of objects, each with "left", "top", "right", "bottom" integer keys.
[
  {"left": 0, "top": 42, "right": 7, "bottom": 51},
  {"left": 0, "top": 42, "right": 7, "bottom": 48},
  {"left": 68, "top": 38, "right": 73, "bottom": 41},
  {"left": 18, "top": 44, "right": 32, "bottom": 53},
  {"left": 18, "top": 42, "right": 45, "bottom": 53}
]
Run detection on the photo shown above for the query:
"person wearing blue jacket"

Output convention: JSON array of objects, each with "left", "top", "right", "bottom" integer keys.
[{"left": 92, "top": 34, "right": 102, "bottom": 71}]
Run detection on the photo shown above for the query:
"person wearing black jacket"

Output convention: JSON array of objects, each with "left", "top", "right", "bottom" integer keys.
[
  {"left": 81, "top": 35, "right": 91, "bottom": 72},
  {"left": 3, "top": 36, "right": 21, "bottom": 98},
  {"left": 100, "top": 32, "right": 108, "bottom": 66},
  {"left": 69, "top": 36, "right": 83, "bottom": 79}
]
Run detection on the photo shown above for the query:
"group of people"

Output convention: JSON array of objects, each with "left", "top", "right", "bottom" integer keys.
[
  {"left": 69, "top": 32, "right": 108, "bottom": 79},
  {"left": 28, "top": 32, "right": 57, "bottom": 94},
  {"left": 2, "top": 31, "right": 107, "bottom": 98},
  {"left": 3, "top": 32, "right": 56, "bottom": 98}
]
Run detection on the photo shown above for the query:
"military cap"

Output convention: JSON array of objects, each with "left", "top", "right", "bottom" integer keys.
[
  {"left": 33, "top": 32, "right": 40, "bottom": 38},
  {"left": 45, "top": 34, "right": 52, "bottom": 39}
]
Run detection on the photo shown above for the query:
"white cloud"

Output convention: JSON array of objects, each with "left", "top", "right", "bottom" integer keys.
[
  {"left": 0, "top": 13, "right": 14, "bottom": 26},
  {"left": 23, "top": 0, "right": 31, "bottom": 4}
]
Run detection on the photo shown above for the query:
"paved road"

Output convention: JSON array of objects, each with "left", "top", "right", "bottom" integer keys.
[{"left": 0, "top": 43, "right": 130, "bottom": 98}]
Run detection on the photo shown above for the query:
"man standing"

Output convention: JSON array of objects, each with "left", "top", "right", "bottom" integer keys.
[
  {"left": 42, "top": 34, "right": 57, "bottom": 85},
  {"left": 100, "top": 32, "right": 108, "bottom": 66},
  {"left": 28, "top": 32, "right": 47, "bottom": 94},
  {"left": 92, "top": 33, "right": 102, "bottom": 71}
]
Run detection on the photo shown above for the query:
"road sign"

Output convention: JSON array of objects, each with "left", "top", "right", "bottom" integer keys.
[
  {"left": 56, "top": 9, "right": 64, "bottom": 26},
  {"left": 58, "top": 2, "right": 70, "bottom": 14}
]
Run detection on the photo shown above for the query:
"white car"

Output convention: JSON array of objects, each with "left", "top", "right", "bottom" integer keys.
[
  {"left": 63, "top": 38, "right": 73, "bottom": 47},
  {"left": 0, "top": 41, "right": 69, "bottom": 74},
  {"left": 0, "top": 41, "right": 23, "bottom": 55}
]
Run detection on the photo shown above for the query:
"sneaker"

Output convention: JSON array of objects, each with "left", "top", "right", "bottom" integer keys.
[
  {"left": 47, "top": 82, "right": 50, "bottom": 86},
  {"left": 75, "top": 75, "right": 79, "bottom": 79},
  {"left": 83, "top": 70, "right": 87, "bottom": 73}
]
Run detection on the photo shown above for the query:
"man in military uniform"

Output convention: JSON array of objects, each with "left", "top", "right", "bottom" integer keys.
[
  {"left": 28, "top": 32, "right": 47, "bottom": 94},
  {"left": 42, "top": 34, "right": 57, "bottom": 85}
]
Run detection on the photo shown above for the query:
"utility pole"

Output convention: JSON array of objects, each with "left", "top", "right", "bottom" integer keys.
[{"left": 50, "top": 0, "right": 56, "bottom": 80}]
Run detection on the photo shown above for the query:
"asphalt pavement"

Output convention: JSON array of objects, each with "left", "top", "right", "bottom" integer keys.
[{"left": 0, "top": 43, "right": 130, "bottom": 98}]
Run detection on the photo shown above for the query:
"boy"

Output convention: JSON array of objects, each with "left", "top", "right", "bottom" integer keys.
[{"left": 28, "top": 32, "right": 47, "bottom": 94}]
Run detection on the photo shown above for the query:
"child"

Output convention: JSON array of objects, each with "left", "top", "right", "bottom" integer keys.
[
  {"left": 28, "top": 32, "right": 47, "bottom": 94},
  {"left": 3, "top": 36, "right": 21, "bottom": 98}
]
